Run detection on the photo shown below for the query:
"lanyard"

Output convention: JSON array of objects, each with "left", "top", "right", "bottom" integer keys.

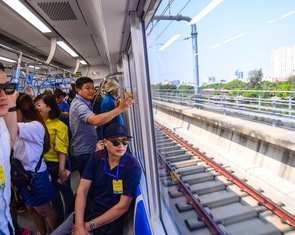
[
  {"left": 104, "top": 159, "right": 120, "bottom": 181},
  {"left": 75, "top": 95, "right": 93, "bottom": 111}
]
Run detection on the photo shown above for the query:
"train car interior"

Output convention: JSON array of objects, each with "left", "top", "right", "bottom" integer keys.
[
  {"left": 0, "top": 0, "right": 166, "bottom": 234},
  {"left": 1, "top": 0, "right": 295, "bottom": 234}
]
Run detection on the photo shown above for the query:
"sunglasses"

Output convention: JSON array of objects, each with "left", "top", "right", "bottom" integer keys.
[
  {"left": 0, "top": 83, "right": 16, "bottom": 95},
  {"left": 55, "top": 95, "right": 61, "bottom": 99},
  {"left": 106, "top": 138, "right": 129, "bottom": 147}
]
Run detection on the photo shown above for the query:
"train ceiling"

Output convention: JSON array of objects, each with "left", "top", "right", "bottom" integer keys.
[{"left": 0, "top": 0, "right": 155, "bottom": 74}]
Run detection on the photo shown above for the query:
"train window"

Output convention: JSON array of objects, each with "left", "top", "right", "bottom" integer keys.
[
  {"left": 126, "top": 49, "right": 146, "bottom": 172},
  {"left": 145, "top": 0, "right": 295, "bottom": 234}
]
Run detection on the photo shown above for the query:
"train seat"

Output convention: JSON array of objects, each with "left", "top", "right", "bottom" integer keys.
[{"left": 133, "top": 184, "right": 153, "bottom": 235}]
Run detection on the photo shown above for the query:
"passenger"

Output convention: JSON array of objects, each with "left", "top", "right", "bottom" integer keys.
[
  {"left": 14, "top": 93, "right": 59, "bottom": 235},
  {"left": 0, "top": 64, "right": 33, "bottom": 235},
  {"left": 91, "top": 85, "right": 103, "bottom": 115},
  {"left": 35, "top": 94, "right": 74, "bottom": 224},
  {"left": 91, "top": 84, "right": 104, "bottom": 140},
  {"left": 42, "top": 88, "right": 53, "bottom": 95},
  {"left": 54, "top": 88, "right": 72, "bottom": 141},
  {"left": 100, "top": 80, "right": 108, "bottom": 101},
  {"left": 66, "top": 89, "right": 74, "bottom": 106},
  {"left": 100, "top": 79, "right": 124, "bottom": 140},
  {"left": 99, "top": 80, "right": 107, "bottom": 98},
  {"left": 69, "top": 76, "right": 132, "bottom": 176},
  {"left": 24, "top": 86, "right": 35, "bottom": 100},
  {"left": 51, "top": 123, "right": 142, "bottom": 235},
  {"left": 0, "top": 62, "right": 18, "bottom": 234}
]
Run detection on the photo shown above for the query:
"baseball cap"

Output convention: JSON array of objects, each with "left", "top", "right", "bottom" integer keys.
[{"left": 104, "top": 123, "right": 132, "bottom": 139}]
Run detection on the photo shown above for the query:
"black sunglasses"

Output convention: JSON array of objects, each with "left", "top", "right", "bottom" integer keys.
[
  {"left": 106, "top": 138, "right": 129, "bottom": 147},
  {"left": 0, "top": 83, "right": 16, "bottom": 95}
]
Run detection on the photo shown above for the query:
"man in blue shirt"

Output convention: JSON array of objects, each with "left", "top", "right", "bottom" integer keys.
[
  {"left": 51, "top": 123, "right": 142, "bottom": 235},
  {"left": 54, "top": 88, "right": 71, "bottom": 140},
  {"left": 100, "top": 79, "right": 124, "bottom": 139},
  {"left": 69, "top": 77, "right": 132, "bottom": 176}
]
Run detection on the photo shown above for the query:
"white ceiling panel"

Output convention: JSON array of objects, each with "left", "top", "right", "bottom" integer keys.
[{"left": 0, "top": 0, "right": 152, "bottom": 75}]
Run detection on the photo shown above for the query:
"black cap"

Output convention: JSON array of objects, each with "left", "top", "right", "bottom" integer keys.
[{"left": 104, "top": 123, "right": 132, "bottom": 139}]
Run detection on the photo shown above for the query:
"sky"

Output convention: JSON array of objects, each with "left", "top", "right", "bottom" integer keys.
[{"left": 146, "top": 0, "right": 295, "bottom": 85}]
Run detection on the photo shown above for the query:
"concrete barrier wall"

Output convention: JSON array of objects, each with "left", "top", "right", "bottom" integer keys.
[{"left": 153, "top": 100, "right": 295, "bottom": 184}]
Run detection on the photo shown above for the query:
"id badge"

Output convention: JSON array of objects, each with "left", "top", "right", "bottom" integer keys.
[
  {"left": 112, "top": 179, "right": 123, "bottom": 194},
  {"left": 0, "top": 166, "right": 6, "bottom": 189}
]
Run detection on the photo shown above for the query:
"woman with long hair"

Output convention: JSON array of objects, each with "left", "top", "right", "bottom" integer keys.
[
  {"left": 34, "top": 94, "right": 74, "bottom": 224},
  {"left": 14, "top": 93, "right": 58, "bottom": 235}
]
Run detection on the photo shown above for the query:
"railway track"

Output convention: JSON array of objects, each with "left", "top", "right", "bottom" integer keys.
[{"left": 155, "top": 122, "right": 295, "bottom": 235}]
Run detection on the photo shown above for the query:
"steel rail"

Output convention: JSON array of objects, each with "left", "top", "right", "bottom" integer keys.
[
  {"left": 156, "top": 122, "right": 295, "bottom": 228},
  {"left": 155, "top": 125, "right": 226, "bottom": 235}
]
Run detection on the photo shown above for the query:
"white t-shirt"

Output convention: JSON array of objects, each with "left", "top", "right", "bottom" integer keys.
[
  {"left": 0, "top": 117, "right": 14, "bottom": 234},
  {"left": 13, "top": 121, "right": 47, "bottom": 172}
]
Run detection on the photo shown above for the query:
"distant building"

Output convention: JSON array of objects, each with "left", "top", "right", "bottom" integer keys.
[
  {"left": 208, "top": 76, "right": 216, "bottom": 83},
  {"left": 271, "top": 45, "right": 295, "bottom": 81},
  {"left": 171, "top": 80, "right": 180, "bottom": 86},
  {"left": 235, "top": 70, "right": 243, "bottom": 79},
  {"left": 163, "top": 80, "right": 169, "bottom": 85}
]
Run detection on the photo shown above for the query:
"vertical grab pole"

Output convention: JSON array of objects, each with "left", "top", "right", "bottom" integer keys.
[{"left": 15, "top": 52, "right": 22, "bottom": 91}]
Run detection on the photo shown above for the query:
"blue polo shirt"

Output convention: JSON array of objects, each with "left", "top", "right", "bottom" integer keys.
[
  {"left": 59, "top": 101, "right": 72, "bottom": 140},
  {"left": 100, "top": 94, "right": 124, "bottom": 139},
  {"left": 58, "top": 101, "right": 70, "bottom": 127},
  {"left": 69, "top": 95, "right": 96, "bottom": 156},
  {"left": 82, "top": 149, "right": 142, "bottom": 210}
]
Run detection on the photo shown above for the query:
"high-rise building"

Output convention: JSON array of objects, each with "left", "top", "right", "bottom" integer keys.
[
  {"left": 271, "top": 45, "right": 295, "bottom": 81},
  {"left": 235, "top": 70, "right": 243, "bottom": 79}
]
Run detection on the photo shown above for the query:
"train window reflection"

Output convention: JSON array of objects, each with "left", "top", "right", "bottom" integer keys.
[{"left": 146, "top": 0, "right": 295, "bottom": 234}]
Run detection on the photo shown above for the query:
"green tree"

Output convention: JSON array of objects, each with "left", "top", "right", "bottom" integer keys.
[
  {"left": 248, "top": 69, "right": 263, "bottom": 88},
  {"left": 223, "top": 79, "right": 246, "bottom": 90},
  {"left": 178, "top": 85, "right": 194, "bottom": 90},
  {"left": 200, "top": 83, "right": 222, "bottom": 89},
  {"left": 287, "top": 75, "right": 295, "bottom": 90},
  {"left": 159, "top": 84, "right": 177, "bottom": 90}
]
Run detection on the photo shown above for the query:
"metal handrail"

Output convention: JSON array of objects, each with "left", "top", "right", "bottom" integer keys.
[{"left": 152, "top": 89, "right": 295, "bottom": 118}]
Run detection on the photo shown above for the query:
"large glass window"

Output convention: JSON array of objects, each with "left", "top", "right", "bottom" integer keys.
[
  {"left": 146, "top": 0, "right": 295, "bottom": 233},
  {"left": 126, "top": 50, "right": 146, "bottom": 172},
  {"left": 147, "top": 0, "right": 295, "bottom": 87}
]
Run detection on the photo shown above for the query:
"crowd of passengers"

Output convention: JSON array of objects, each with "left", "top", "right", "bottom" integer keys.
[{"left": 0, "top": 61, "right": 142, "bottom": 235}]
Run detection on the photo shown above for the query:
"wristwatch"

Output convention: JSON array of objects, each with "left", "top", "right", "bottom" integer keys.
[{"left": 89, "top": 220, "right": 97, "bottom": 230}]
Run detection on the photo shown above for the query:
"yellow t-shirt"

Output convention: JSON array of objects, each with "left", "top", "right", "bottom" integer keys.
[{"left": 43, "top": 118, "right": 69, "bottom": 162}]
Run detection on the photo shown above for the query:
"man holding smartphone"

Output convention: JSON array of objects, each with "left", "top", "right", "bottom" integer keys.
[{"left": 69, "top": 77, "right": 132, "bottom": 176}]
